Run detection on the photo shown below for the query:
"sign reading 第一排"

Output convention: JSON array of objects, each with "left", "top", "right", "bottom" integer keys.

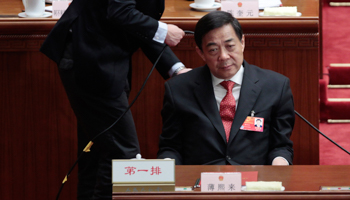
[{"left": 112, "top": 159, "right": 175, "bottom": 192}]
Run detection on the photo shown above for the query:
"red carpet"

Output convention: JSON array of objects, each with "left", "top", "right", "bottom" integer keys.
[
  {"left": 328, "top": 88, "right": 350, "bottom": 98},
  {"left": 323, "top": 0, "right": 350, "bottom": 67},
  {"left": 320, "top": 0, "right": 350, "bottom": 165},
  {"left": 319, "top": 123, "right": 350, "bottom": 165}
]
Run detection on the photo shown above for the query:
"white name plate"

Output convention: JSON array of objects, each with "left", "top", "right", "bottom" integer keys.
[
  {"left": 112, "top": 159, "right": 175, "bottom": 184},
  {"left": 221, "top": 0, "right": 259, "bottom": 18},
  {"left": 201, "top": 172, "right": 242, "bottom": 192},
  {"left": 52, "top": 1, "right": 72, "bottom": 19}
]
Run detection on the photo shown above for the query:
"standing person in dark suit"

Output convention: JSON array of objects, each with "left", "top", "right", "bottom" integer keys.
[
  {"left": 157, "top": 11, "right": 294, "bottom": 166},
  {"left": 40, "top": 0, "right": 190, "bottom": 199}
]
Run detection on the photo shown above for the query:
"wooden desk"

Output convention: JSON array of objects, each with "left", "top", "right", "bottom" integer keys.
[
  {"left": 0, "top": 1, "right": 320, "bottom": 200},
  {"left": 113, "top": 165, "right": 350, "bottom": 200}
]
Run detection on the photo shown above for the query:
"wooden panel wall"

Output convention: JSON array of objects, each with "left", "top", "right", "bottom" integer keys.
[
  {"left": 0, "top": 36, "right": 78, "bottom": 200},
  {"left": 0, "top": 32, "right": 319, "bottom": 200}
]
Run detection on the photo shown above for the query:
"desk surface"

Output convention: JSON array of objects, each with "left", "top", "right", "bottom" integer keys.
[
  {"left": 113, "top": 165, "right": 350, "bottom": 200},
  {"left": 163, "top": 0, "right": 318, "bottom": 18},
  {"left": 0, "top": 0, "right": 318, "bottom": 18},
  {"left": 0, "top": 0, "right": 319, "bottom": 34},
  {"left": 174, "top": 165, "right": 350, "bottom": 191}
]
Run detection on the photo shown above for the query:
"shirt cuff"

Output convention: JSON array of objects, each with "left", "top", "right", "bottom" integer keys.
[
  {"left": 153, "top": 21, "right": 167, "bottom": 43},
  {"left": 168, "top": 62, "right": 185, "bottom": 77},
  {"left": 272, "top": 157, "right": 289, "bottom": 165}
]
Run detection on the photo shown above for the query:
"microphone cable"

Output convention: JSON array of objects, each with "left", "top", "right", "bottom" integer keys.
[
  {"left": 295, "top": 110, "right": 350, "bottom": 156},
  {"left": 184, "top": 30, "right": 195, "bottom": 34},
  {"left": 56, "top": 44, "right": 168, "bottom": 200}
]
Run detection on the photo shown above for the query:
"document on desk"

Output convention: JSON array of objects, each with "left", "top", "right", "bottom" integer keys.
[
  {"left": 259, "top": 0, "right": 282, "bottom": 9},
  {"left": 241, "top": 171, "right": 258, "bottom": 185}
]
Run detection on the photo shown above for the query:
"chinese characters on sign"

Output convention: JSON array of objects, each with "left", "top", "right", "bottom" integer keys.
[
  {"left": 207, "top": 183, "right": 236, "bottom": 191},
  {"left": 112, "top": 159, "right": 175, "bottom": 192},
  {"left": 221, "top": 0, "right": 259, "bottom": 18},
  {"left": 201, "top": 172, "right": 242, "bottom": 192},
  {"left": 52, "top": 1, "right": 72, "bottom": 19},
  {"left": 112, "top": 159, "right": 174, "bottom": 183},
  {"left": 224, "top": 9, "right": 255, "bottom": 17},
  {"left": 125, "top": 166, "right": 162, "bottom": 175}
]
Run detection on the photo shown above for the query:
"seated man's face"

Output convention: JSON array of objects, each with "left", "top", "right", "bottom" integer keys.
[{"left": 196, "top": 24, "right": 245, "bottom": 80}]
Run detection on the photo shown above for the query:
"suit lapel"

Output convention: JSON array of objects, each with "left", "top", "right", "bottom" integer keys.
[
  {"left": 228, "top": 61, "right": 262, "bottom": 143},
  {"left": 194, "top": 66, "right": 227, "bottom": 142}
]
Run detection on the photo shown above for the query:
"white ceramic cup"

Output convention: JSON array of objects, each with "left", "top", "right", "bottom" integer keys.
[
  {"left": 23, "top": 0, "right": 45, "bottom": 17},
  {"left": 194, "top": 0, "right": 215, "bottom": 8}
]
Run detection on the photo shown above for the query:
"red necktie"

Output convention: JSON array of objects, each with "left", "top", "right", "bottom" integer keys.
[{"left": 220, "top": 81, "right": 236, "bottom": 142}]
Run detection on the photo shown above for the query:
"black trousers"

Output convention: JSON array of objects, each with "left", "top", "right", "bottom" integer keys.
[{"left": 58, "top": 42, "right": 140, "bottom": 200}]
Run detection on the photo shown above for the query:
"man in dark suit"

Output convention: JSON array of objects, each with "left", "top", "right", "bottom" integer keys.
[
  {"left": 40, "top": 0, "right": 189, "bottom": 199},
  {"left": 157, "top": 11, "right": 294, "bottom": 166}
]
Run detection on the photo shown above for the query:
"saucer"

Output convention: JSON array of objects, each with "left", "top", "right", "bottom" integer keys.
[
  {"left": 190, "top": 3, "right": 221, "bottom": 12},
  {"left": 18, "top": 12, "right": 52, "bottom": 18},
  {"left": 259, "top": 12, "right": 302, "bottom": 17}
]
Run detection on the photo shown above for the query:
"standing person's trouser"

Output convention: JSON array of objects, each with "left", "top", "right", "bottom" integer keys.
[{"left": 58, "top": 41, "right": 140, "bottom": 200}]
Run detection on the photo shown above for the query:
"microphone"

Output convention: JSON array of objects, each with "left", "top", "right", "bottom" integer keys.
[{"left": 294, "top": 110, "right": 350, "bottom": 156}]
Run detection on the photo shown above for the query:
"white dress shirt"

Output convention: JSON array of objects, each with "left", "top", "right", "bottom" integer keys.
[
  {"left": 153, "top": 21, "right": 185, "bottom": 77},
  {"left": 153, "top": 21, "right": 168, "bottom": 43},
  {"left": 212, "top": 65, "right": 244, "bottom": 110}
]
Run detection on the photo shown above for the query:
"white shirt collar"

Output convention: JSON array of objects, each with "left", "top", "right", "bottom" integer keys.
[{"left": 211, "top": 65, "right": 244, "bottom": 87}]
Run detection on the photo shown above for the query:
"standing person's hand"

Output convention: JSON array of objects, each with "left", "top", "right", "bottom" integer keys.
[{"left": 165, "top": 24, "right": 185, "bottom": 46}]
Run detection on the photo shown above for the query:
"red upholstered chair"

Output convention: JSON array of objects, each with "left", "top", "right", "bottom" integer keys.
[
  {"left": 319, "top": 75, "right": 350, "bottom": 122},
  {"left": 329, "top": 64, "right": 350, "bottom": 85}
]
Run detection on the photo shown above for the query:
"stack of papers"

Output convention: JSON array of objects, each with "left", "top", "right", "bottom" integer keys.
[
  {"left": 245, "top": 181, "right": 283, "bottom": 191},
  {"left": 263, "top": 6, "right": 298, "bottom": 16},
  {"left": 259, "top": 0, "right": 282, "bottom": 9}
]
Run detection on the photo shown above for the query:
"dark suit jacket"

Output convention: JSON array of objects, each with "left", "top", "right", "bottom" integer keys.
[
  {"left": 40, "top": 0, "right": 180, "bottom": 98},
  {"left": 157, "top": 60, "right": 294, "bottom": 165}
]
